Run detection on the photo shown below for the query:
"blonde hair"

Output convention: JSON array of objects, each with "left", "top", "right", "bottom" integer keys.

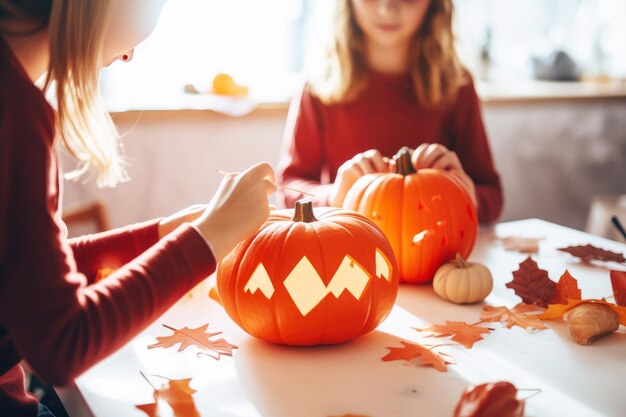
[
  {"left": 1, "top": 0, "right": 127, "bottom": 187},
  {"left": 308, "top": 0, "right": 466, "bottom": 108}
]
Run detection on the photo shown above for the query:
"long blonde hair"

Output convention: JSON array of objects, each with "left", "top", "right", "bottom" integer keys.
[
  {"left": 308, "top": 0, "right": 466, "bottom": 108},
  {"left": 1, "top": 0, "right": 126, "bottom": 187}
]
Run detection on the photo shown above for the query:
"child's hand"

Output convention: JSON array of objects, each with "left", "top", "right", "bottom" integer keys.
[
  {"left": 412, "top": 143, "right": 478, "bottom": 207},
  {"left": 158, "top": 204, "right": 206, "bottom": 239},
  {"left": 193, "top": 163, "right": 276, "bottom": 261},
  {"left": 328, "top": 149, "right": 389, "bottom": 207}
]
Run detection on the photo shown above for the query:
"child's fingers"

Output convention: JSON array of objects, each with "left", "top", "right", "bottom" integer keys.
[{"left": 244, "top": 162, "right": 276, "bottom": 185}]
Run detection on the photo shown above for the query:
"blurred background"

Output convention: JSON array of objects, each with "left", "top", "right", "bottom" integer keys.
[{"left": 62, "top": 0, "right": 626, "bottom": 240}]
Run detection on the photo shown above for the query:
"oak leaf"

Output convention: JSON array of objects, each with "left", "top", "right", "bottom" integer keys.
[
  {"left": 610, "top": 270, "right": 626, "bottom": 306},
  {"left": 558, "top": 244, "right": 626, "bottom": 264},
  {"left": 505, "top": 257, "right": 556, "bottom": 307},
  {"left": 136, "top": 377, "right": 199, "bottom": 417},
  {"left": 551, "top": 270, "right": 582, "bottom": 304},
  {"left": 454, "top": 381, "right": 525, "bottom": 417},
  {"left": 497, "top": 236, "right": 543, "bottom": 254},
  {"left": 382, "top": 341, "right": 454, "bottom": 372},
  {"left": 414, "top": 321, "right": 493, "bottom": 349},
  {"left": 148, "top": 324, "right": 237, "bottom": 360},
  {"left": 480, "top": 303, "right": 547, "bottom": 330},
  {"left": 540, "top": 299, "right": 626, "bottom": 325}
]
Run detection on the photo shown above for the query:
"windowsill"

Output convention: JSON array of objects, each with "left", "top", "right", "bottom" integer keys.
[{"left": 104, "top": 79, "right": 626, "bottom": 115}]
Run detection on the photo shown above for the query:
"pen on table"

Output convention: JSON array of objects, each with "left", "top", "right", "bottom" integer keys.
[
  {"left": 216, "top": 169, "right": 316, "bottom": 197},
  {"left": 611, "top": 215, "right": 626, "bottom": 241}
]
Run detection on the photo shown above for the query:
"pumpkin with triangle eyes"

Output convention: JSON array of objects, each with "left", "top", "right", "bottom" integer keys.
[
  {"left": 217, "top": 199, "right": 399, "bottom": 346},
  {"left": 343, "top": 147, "right": 478, "bottom": 284}
]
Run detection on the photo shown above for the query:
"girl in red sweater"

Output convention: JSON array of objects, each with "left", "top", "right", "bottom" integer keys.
[
  {"left": 278, "top": 0, "right": 503, "bottom": 223},
  {"left": 0, "top": 1, "right": 275, "bottom": 416}
]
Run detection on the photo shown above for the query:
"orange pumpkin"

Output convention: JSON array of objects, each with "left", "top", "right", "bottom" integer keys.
[
  {"left": 343, "top": 147, "right": 477, "bottom": 284},
  {"left": 217, "top": 199, "right": 399, "bottom": 346}
]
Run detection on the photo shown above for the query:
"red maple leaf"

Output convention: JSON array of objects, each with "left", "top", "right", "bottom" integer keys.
[
  {"left": 414, "top": 321, "right": 493, "bottom": 349},
  {"left": 454, "top": 381, "right": 525, "bottom": 417},
  {"left": 611, "top": 270, "right": 626, "bottom": 306},
  {"left": 551, "top": 270, "right": 582, "bottom": 304},
  {"left": 480, "top": 303, "right": 547, "bottom": 330},
  {"left": 382, "top": 341, "right": 455, "bottom": 372},
  {"left": 558, "top": 244, "right": 626, "bottom": 264},
  {"left": 148, "top": 324, "right": 237, "bottom": 360},
  {"left": 505, "top": 257, "right": 556, "bottom": 307}
]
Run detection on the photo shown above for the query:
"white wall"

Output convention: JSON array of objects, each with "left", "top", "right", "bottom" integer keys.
[{"left": 61, "top": 100, "right": 626, "bottom": 234}]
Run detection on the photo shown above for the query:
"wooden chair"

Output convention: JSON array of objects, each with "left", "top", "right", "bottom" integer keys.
[{"left": 62, "top": 200, "right": 110, "bottom": 235}]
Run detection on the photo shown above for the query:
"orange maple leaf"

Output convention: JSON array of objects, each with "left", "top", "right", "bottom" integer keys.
[
  {"left": 136, "top": 376, "right": 200, "bottom": 417},
  {"left": 382, "top": 341, "right": 455, "bottom": 372},
  {"left": 414, "top": 321, "right": 493, "bottom": 349},
  {"left": 540, "top": 299, "right": 626, "bottom": 325},
  {"left": 148, "top": 324, "right": 237, "bottom": 360},
  {"left": 480, "top": 303, "right": 548, "bottom": 330},
  {"left": 551, "top": 270, "right": 582, "bottom": 304},
  {"left": 208, "top": 286, "right": 222, "bottom": 305}
]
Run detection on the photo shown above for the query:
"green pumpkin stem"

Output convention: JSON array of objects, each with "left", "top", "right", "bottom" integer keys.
[
  {"left": 293, "top": 199, "right": 318, "bottom": 223},
  {"left": 455, "top": 252, "right": 469, "bottom": 268},
  {"left": 394, "top": 147, "right": 416, "bottom": 176}
]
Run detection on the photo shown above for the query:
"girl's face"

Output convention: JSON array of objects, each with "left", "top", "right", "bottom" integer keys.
[
  {"left": 102, "top": 0, "right": 168, "bottom": 66},
  {"left": 351, "top": 0, "right": 430, "bottom": 49}
]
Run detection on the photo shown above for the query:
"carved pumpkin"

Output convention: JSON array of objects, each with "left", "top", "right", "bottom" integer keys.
[
  {"left": 343, "top": 147, "right": 478, "bottom": 283},
  {"left": 433, "top": 253, "right": 493, "bottom": 304},
  {"left": 217, "top": 199, "right": 399, "bottom": 346}
]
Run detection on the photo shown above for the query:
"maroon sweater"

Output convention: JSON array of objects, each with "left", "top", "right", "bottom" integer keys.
[
  {"left": 0, "top": 37, "right": 216, "bottom": 416},
  {"left": 278, "top": 72, "right": 503, "bottom": 223}
]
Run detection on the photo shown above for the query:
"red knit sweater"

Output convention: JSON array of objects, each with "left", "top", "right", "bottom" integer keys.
[
  {"left": 278, "top": 72, "right": 503, "bottom": 223},
  {"left": 0, "top": 37, "right": 216, "bottom": 416}
]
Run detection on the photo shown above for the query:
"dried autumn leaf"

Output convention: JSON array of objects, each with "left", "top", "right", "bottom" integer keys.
[
  {"left": 208, "top": 286, "right": 222, "bottom": 305},
  {"left": 610, "top": 270, "right": 626, "bottom": 306},
  {"left": 558, "top": 244, "right": 626, "bottom": 264},
  {"left": 148, "top": 324, "right": 237, "bottom": 360},
  {"left": 497, "top": 236, "right": 543, "bottom": 254},
  {"left": 136, "top": 376, "right": 200, "bottom": 417},
  {"left": 505, "top": 257, "right": 556, "bottom": 307},
  {"left": 551, "top": 270, "right": 582, "bottom": 304},
  {"left": 454, "top": 381, "right": 524, "bottom": 417},
  {"left": 540, "top": 299, "right": 626, "bottom": 325},
  {"left": 382, "top": 341, "right": 455, "bottom": 372},
  {"left": 414, "top": 321, "right": 493, "bottom": 349},
  {"left": 480, "top": 303, "right": 547, "bottom": 330}
]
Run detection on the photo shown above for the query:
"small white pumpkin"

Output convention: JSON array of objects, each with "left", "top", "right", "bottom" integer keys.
[{"left": 433, "top": 253, "right": 493, "bottom": 304}]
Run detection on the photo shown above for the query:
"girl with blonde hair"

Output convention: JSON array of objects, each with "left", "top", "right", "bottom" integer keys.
[
  {"left": 0, "top": 1, "right": 275, "bottom": 416},
  {"left": 278, "top": 0, "right": 503, "bottom": 223}
]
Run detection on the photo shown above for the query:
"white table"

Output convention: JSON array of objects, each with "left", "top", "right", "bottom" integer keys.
[{"left": 58, "top": 219, "right": 626, "bottom": 417}]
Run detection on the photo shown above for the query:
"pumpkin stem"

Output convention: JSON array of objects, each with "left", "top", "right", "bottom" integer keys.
[
  {"left": 393, "top": 147, "right": 416, "bottom": 176},
  {"left": 455, "top": 252, "right": 468, "bottom": 268},
  {"left": 293, "top": 199, "right": 318, "bottom": 223}
]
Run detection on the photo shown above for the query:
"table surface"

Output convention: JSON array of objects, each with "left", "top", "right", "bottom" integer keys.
[{"left": 58, "top": 218, "right": 626, "bottom": 417}]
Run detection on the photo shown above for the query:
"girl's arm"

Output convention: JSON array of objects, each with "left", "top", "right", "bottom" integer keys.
[
  {"left": 277, "top": 86, "right": 332, "bottom": 207},
  {"left": 448, "top": 76, "right": 504, "bottom": 223},
  {"left": 69, "top": 205, "right": 206, "bottom": 282}
]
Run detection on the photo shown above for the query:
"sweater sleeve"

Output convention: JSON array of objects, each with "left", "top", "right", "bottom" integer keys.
[
  {"left": 276, "top": 86, "right": 332, "bottom": 207},
  {"left": 448, "top": 76, "right": 504, "bottom": 223},
  {"left": 0, "top": 100, "right": 216, "bottom": 387},
  {"left": 68, "top": 218, "right": 161, "bottom": 283}
]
